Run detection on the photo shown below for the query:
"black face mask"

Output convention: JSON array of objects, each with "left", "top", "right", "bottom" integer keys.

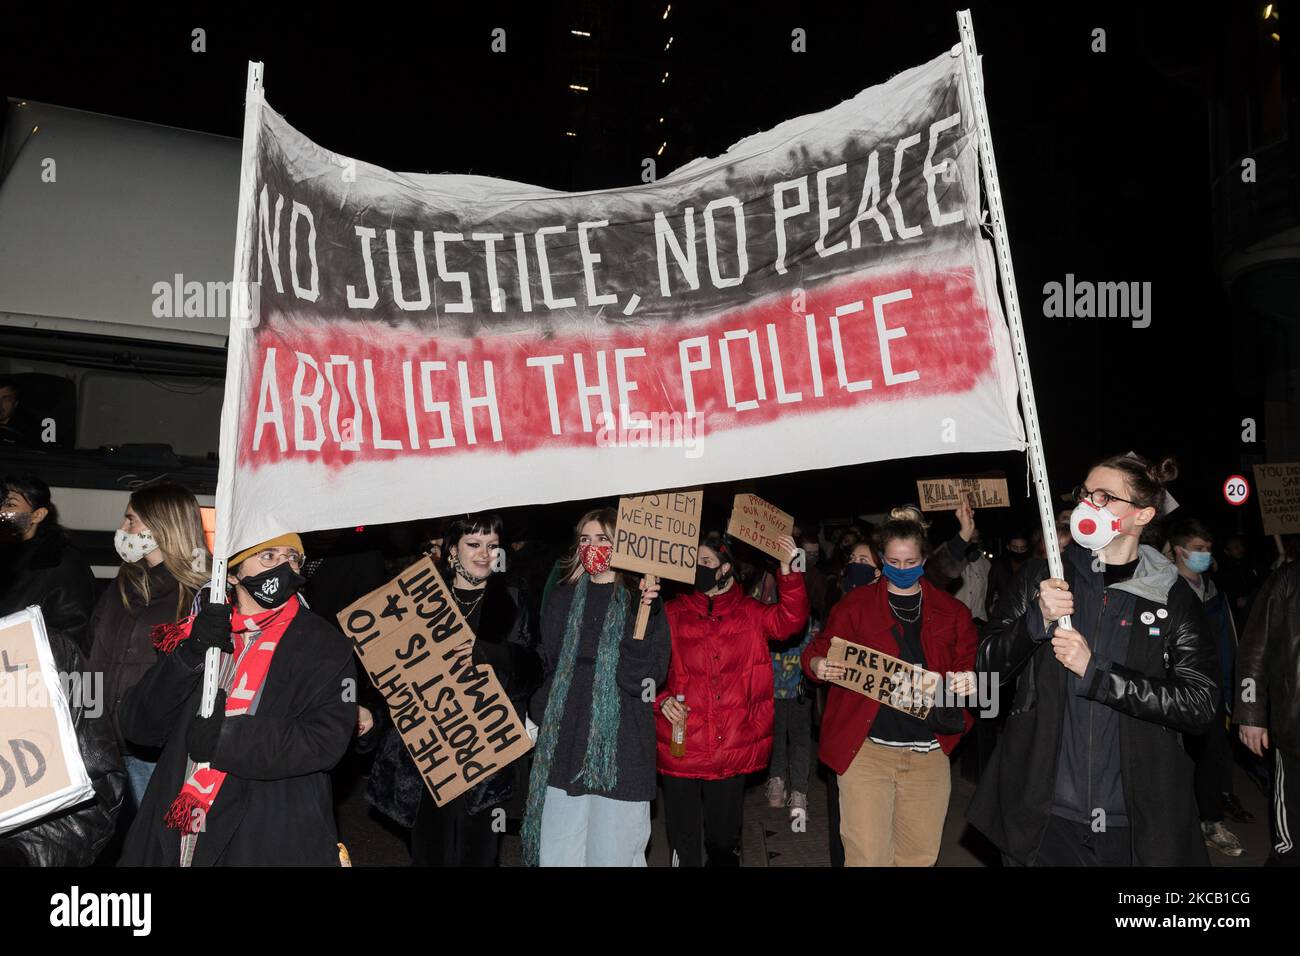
[
  {"left": 842, "top": 563, "right": 877, "bottom": 591},
  {"left": 239, "top": 562, "right": 306, "bottom": 609},
  {"left": 695, "top": 564, "right": 731, "bottom": 594}
]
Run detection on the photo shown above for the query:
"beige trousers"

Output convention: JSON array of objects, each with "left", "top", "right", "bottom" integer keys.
[{"left": 837, "top": 740, "right": 951, "bottom": 866}]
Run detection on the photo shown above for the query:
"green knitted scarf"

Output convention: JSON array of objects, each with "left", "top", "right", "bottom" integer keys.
[{"left": 521, "top": 574, "right": 629, "bottom": 866}]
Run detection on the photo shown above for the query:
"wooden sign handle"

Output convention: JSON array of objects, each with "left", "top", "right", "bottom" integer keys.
[{"left": 633, "top": 574, "right": 656, "bottom": 641}]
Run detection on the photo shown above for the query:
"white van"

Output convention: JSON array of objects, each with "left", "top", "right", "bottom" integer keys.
[{"left": 0, "top": 98, "right": 238, "bottom": 579}]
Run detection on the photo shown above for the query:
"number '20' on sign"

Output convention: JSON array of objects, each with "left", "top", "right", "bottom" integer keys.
[{"left": 1223, "top": 475, "right": 1250, "bottom": 506}]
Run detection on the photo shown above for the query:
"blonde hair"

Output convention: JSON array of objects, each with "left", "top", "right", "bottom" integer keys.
[
  {"left": 117, "top": 484, "right": 210, "bottom": 620},
  {"left": 558, "top": 507, "right": 629, "bottom": 586},
  {"left": 880, "top": 504, "right": 931, "bottom": 557}
]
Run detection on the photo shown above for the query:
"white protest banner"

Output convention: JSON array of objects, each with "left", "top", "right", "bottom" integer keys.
[
  {"left": 337, "top": 557, "right": 532, "bottom": 807},
  {"left": 826, "top": 636, "right": 940, "bottom": 720},
  {"left": 212, "top": 47, "right": 1026, "bottom": 558},
  {"left": 0, "top": 607, "right": 95, "bottom": 835}
]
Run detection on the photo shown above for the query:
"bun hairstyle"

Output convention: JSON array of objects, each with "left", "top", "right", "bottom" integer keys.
[
  {"left": 1095, "top": 452, "right": 1179, "bottom": 512},
  {"left": 879, "top": 504, "right": 930, "bottom": 557}
]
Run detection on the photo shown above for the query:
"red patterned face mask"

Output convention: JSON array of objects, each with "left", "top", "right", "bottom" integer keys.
[{"left": 579, "top": 543, "right": 613, "bottom": 575}]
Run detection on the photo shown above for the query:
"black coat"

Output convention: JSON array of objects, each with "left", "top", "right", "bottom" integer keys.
[
  {"left": 87, "top": 564, "right": 186, "bottom": 755},
  {"left": 1236, "top": 560, "right": 1300, "bottom": 759},
  {"left": 0, "top": 629, "right": 125, "bottom": 866},
  {"left": 529, "top": 578, "right": 671, "bottom": 804},
  {"left": 0, "top": 532, "right": 96, "bottom": 653},
  {"left": 116, "top": 601, "right": 357, "bottom": 866},
  {"left": 968, "top": 544, "right": 1218, "bottom": 866},
  {"left": 367, "top": 574, "right": 542, "bottom": 825}
]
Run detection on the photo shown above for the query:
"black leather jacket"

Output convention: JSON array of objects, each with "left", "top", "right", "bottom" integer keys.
[
  {"left": 967, "top": 543, "right": 1218, "bottom": 866},
  {"left": 1236, "top": 560, "right": 1300, "bottom": 759},
  {"left": 0, "top": 532, "right": 96, "bottom": 654},
  {"left": 0, "top": 629, "right": 126, "bottom": 866}
]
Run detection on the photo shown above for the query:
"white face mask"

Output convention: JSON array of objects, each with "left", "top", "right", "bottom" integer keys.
[
  {"left": 1069, "top": 500, "right": 1129, "bottom": 553},
  {"left": 115, "top": 528, "right": 158, "bottom": 564}
]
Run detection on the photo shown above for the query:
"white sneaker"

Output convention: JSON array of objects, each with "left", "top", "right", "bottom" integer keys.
[
  {"left": 764, "top": 776, "right": 786, "bottom": 809},
  {"left": 787, "top": 791, "right": 808, "bottom": 817}
]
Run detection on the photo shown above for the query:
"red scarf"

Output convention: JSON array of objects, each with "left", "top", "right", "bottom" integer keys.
[{"left": 151, "top": 598, "right": 297, "bottom": 833}]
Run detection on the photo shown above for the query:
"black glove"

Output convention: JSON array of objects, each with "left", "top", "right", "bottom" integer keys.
[
  {"left": 176, "top": 596, "right": 235, "bottom": 669},
  {"left": 923, "top": 704, "right": 966, "bottom": 736},
  {"left": 186, "top": 689, "right": 226, "bottom": 763}
]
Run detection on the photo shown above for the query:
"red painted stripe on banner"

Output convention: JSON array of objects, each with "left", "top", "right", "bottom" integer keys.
[{"left": 238, "top": 266, "right": 996, "bottom": 468}]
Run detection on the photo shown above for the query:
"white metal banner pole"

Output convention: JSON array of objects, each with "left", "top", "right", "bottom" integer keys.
[
  {"left": 202, "top": 61, "right": 265, "bottom": 717},
  {"left": 956, "top": 11, "right": 1072, "bottom": 629}
]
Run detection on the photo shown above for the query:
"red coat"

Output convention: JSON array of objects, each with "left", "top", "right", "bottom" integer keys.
[
  {"left": 802, "top": 578, "right": 977, "bottom": 775},
  {"left": 657, "top": 571, "right": 809, "bottom": 780}
]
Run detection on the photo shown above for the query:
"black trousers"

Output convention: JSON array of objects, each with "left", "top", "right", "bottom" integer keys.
[
  {"left": 1020, "top": 814, "right": 1133, "bottom": 867},
  {"left": 825, "top": 766, "right": 845, "bottom": 867},
  {"left": 410, "top": 788, "right": 502, "bottom": 867},
  {"left": 1186, "top": 708, "right": 1233, "bottom": 822},
  {"left": 1269, "top": 750, "right": 1300, "bottom": 866},
  {"left": 662, "top": 774, "right": 746, "bottom": 867}
]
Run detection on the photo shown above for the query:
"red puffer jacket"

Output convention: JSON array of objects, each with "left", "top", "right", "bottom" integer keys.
[
  {"left": 802, "top": 578, "right": 977, "bottom": 775},
  {"left": 657, "top": 571, "right": 808, "bottom": 780}
]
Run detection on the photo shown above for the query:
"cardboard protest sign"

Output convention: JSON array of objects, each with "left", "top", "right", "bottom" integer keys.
[
  {"left": 0, "top": 607, "right": 95, "bottom": 835},
  {"left": 610, "top": 491, "right": 702, "bottom": 584},
  {"left": 726, "top": 493, "right": 794, "bottom": 561},
  {"left": 826, "top": 636, "right": 941, "bottom": 720},
  {"left": 916, "top": 475, "right": 1010, "bottom": 512},
  {"left": 1255, "top": 462, "right": 1300, "bottom": 536},
  {"left": 337, "top": 557, "right": 532, "bottom": 807}
]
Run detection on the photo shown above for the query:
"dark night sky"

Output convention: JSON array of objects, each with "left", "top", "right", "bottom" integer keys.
[{"left": 0, "top": 2, "right": 1264, "bottom": 544}]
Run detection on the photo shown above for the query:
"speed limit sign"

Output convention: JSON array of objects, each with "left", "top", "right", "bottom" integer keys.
[{"left": 1223, "top": 475, "right": 1250, "bottom": 506}]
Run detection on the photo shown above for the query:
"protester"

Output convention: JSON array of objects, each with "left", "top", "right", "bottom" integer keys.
[
  {"left": 924, "top": 497, "right": 982, "bottom": 594},
  {"left": 522, "top": 508, "right": 670, "bottom": 867},
  {"left": 656, "top": 532, "right": 807, "bottom": 865},
  {"left": 769, "top": 615, "right": 818, "bottom": 817},
  {"left": 804, "top": 505, "right": 977, "bottom": 866},
  {"left": 1218, "top": 536, "right": 1263, "bottom": 629},
  {"left": 88, "top": 484, "right": 209, "bottom": 811},
  {"left": 795, "top": 525, "right": 831, "bottom": 622},
  {"left": 0, "top": 474, "right": 96, "bottom": 652},
  {"left": 985, "top": 534, "right": 1030, "bottom": 618},
  {"left": 0, "top": 375, "right": 35, "bottom": 446},
  {"left": 1167, "top": 517, "right": 1251, "bottom": 855},
  {"left": 953, "top": 527, "right": 991, "bottom": 625},
  {"left": 969, "top": 453, "right": 1218, "bottom": 866},
  {"left": 117, "top": 533, "right": 357, "bottom": 866},
  {"left": 1235, "top": 558, "right": 1300, "bottom": 865},
  {"left": 407, "top": 513, "right": 542, "bottom": 866},
  {"left": 0, "top": 622, "right": 126, "bottom": 866}
]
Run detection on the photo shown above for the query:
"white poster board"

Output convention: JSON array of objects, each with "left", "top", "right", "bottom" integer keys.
[{"left": 0, "top": 606, "right": 95, "bottom": 835}]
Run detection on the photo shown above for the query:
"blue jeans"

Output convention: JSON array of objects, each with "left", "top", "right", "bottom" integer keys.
[
  {"left": 539, "top": 787, "right": 650, "bottom": 867},
  {"left": 123, "top": 755, "right": 157, "bottom": 810}
]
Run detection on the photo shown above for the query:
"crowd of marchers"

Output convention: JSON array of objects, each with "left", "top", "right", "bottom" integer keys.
[{"left": 1, "top": 448, "right": 1297, "bottom": 868}]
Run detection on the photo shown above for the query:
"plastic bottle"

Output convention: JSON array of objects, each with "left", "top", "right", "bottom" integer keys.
[{"left": 670, "top": 694, "right": 687, "bottom": 757}]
